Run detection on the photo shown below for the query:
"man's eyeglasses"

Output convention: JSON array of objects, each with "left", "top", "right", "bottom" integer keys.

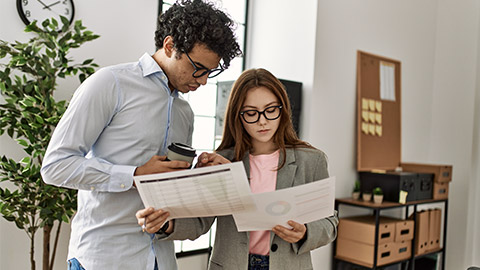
[
  {"left": 240, "top": 105, "right": 283, "bottom": 124},
  {"left": 185, "top": 51, "right": 224, "bottom": 78}
]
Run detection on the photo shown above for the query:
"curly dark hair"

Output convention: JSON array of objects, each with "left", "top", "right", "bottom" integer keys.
[{"left": 155, "top": 0, "right": 242, "bottom": 69}]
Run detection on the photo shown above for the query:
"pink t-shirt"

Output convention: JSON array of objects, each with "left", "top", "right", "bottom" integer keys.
[{"left": 248, "top": 150, "right": 279, "bottom": 255}]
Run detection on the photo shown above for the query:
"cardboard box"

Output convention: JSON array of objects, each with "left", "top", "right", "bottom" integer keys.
[
  {"left": 336, "top": 238, "right": 397, "bottom": 267},
  {"left": 381, "top": 217, "right": 414, "bottom": 242},
  {"left": 394, "top": 240, "right": 412, "bottom": 261},
  {"left": 401, "top": 163, "right": 452, "bottom": 183},
  {"left": 427, "top": 209, "right": 441, "bottom": 250},
  {"left": 433, "top": 182, "right": 449, "bottom": 200},
  {"left": 338, "top": 216, "right": 395, "bottom": 245},
  {"left": 410, "top": 210, "right": 429, "bottom": 255}
]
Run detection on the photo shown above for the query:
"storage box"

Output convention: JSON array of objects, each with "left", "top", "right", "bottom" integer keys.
[
  {"left": 359, "top": 171, "right": 433, "bottom": 202},
  {"left": 336, "top": 238, "right": 397, "bottom": 267},
  {"left": 338, "top": 216, "right": 395, "bottom": 245},
  {"left": 381, "top": 217, "right": 414, "bottom": 242},
  {"left": 401, "top": 163, "right": 452, "bottom": 183},
  {"left": 427, "top": 209, "right": 441, "bottom": 251},
  {"left": 410, "top": 210, "right": 429, "bottom": 255},
  {"left": 394, "top": 240, "right": 412, "bottom": 261},
  {"left": 416, "top": 173, "right": 434, "bottom": 200},
  {"left": 433, "top": 182, "right": 449, "bottom": 200}
]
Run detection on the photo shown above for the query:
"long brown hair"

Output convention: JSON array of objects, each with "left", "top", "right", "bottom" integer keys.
[{"left": 216, "top": 68, "right": 314, "bottom": 169}]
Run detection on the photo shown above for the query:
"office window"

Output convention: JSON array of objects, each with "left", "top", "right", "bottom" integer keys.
[{"left": 159, "top": 0, "right": 248, "bottom": 255}]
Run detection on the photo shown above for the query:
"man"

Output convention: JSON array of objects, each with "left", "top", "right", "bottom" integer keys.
[{"left": 41, "top": 1, "right": 242, "bottom": 269}]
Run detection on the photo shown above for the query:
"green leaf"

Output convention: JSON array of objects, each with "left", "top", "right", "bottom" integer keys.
[
  {"left": 35, "top": 115, "right": 44, "bottom": 124},
  {"left": 16, "top": 139, "right": 28, "bottom": 147},
  {"left": 20, "top": 157, "right": 31, "bottom": 164}
]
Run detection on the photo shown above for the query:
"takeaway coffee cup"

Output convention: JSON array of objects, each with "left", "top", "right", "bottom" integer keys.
[{"left": 166, "top": 142, "right": 197, "bottom": 166}]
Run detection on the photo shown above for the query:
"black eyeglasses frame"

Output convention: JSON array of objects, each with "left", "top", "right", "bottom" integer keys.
[
  {"left": 239, "top": 105, "right": 283, "bottom": 124},
  {"left": 184, "top": 51, "right": 224, "bottom": 79}
]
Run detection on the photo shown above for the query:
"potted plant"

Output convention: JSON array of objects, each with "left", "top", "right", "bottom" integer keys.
[
  {"left": 352, "top": 180, "right": 361, "bottom": 200},
  {"left": 362, "top": 191, "right": 372, "bottom": 202},
  {"left": 0, "top": 17, "right": 99, "bottom": 270},
  {"left": 373, "top": 187, "right": 384, "bottom": 204}
]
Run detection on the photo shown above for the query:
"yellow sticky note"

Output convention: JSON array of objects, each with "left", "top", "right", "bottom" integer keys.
[
  {"left": 369, "top": 100, "right": 375, "bottom": 111},
  {"left": 368, "top": 124, "right": 375, "bottom": 135},
  {"left": 362, "top": 122, "right": 369, "bottom": 134},
  {"left": 362, "top": 111, "right": 369, "bottom": 122},
  {"left": 399, "top": 190, "right": 408, "bottom": 204},
  {"left": 369, "top": 112, "right": 376, "bottom": 123},
  {"left": 375, "top": 113, "right": 382, "bottom": 124},
  {"left": 375, "top": 125, "right": 382, "bottom": 136},
  {"left": 362, "top": 98, "right": 369, "bottom": 110},
  {"left": 376, "top": 101, "right": 382, "bottom": 112}
]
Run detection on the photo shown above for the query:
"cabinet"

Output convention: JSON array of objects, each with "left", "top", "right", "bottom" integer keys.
[{"left": 332, "top": 198, "right": 448, "bottom": 270}]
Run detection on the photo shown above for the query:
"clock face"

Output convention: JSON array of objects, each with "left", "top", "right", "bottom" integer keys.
[{"left": 17, "top": 0, "right": 75, "bottom": 29}]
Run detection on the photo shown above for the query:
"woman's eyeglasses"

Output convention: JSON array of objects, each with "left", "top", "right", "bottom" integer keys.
[{"left": 240, "top": 105, "right": 283, "bottom": 124}]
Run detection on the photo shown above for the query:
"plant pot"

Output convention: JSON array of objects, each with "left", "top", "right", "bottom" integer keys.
[
  {"left": 373, "top": 194, "right": 383, "bottom": 204},
  {"left": 352, "top": 191, "right": 360, "bottom": 200},
  {"left": 362, "top": 193, "right": 372, "bottom": 202}
]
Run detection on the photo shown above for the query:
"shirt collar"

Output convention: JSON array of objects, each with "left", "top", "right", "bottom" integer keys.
[
  {"left": 139, "top": 53, "right": 163, "bottom": 77},
  {"left": 139, "top": 53, "right": 178, "bottom": 97}
]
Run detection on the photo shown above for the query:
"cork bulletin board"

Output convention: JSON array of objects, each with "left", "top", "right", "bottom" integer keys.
[{"left": 356, "top": 51, "right": 401, "bottom": 171}]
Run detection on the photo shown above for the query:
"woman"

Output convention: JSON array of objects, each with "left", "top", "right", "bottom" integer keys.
[{"left": 137, "top": 68, "right": 338, "bottom": 269}]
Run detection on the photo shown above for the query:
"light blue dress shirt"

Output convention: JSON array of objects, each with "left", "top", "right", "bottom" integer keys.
[{"left": 41, "top": 53, "right": 194, "bottom": 270}]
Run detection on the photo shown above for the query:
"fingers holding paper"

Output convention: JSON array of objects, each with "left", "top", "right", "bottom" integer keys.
[
  {"left": 196, "top": 152, "right": 231, "bottom": 167},
  {"left": 136, "top": 207, "right": 170, "bottom": 234},
  {"left": 272, "top": 220, "right": 307, "bottom": 243}
]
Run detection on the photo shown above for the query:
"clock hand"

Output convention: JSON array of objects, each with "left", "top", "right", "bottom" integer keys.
[
  {"left": 37, "top": 0, "right": 52, "bottom": 10},
  {"left": 43, "top": 1, "right": 61, "bottom": 10}
]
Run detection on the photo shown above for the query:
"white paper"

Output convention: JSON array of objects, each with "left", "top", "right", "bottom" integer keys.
[
  {"left": 134, "top": 162, "right": 256, "bottom": 219},
  {"left": 233, "top": 176, "right": 335, "bottom": 232},
  {"left": 380, "top": 61, "right": 396, "bottom": 101}
]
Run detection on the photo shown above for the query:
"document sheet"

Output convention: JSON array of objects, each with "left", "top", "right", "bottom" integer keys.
[
  {"left": 232, "top": 176, "right": 335, "bottom": 231},
  {"left": 134, "top": 162, "right": 256, "bottom": 219}
]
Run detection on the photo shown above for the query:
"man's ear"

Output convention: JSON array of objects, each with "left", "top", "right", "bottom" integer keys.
[{"left": 163, "top": 36, "right": 175, "bottom": 58}]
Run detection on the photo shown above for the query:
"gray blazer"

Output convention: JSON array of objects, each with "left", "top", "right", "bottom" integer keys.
[{"left": 161, "top": 147, "right": 338, "bottom": 269}]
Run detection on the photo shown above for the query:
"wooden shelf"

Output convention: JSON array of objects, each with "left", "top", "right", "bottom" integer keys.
[{"left": 335, "top": 197, "right": 447, "bottom": 209}]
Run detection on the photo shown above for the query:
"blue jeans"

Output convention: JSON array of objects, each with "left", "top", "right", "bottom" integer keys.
[
  {"left": 67, "top": 258, "right": 85, "bottom": 270},
  {"left": 248, "top": 254, "right": 269, "bottom": 270}
]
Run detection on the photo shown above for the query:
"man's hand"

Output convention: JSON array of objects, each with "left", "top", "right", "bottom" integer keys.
[
  {"left": 196, "top": 152, "right": 230, "bottom": 167},
  {"left": 272, "top": 220, "right": 307, "bottom": 243},
  {"left": 136, "top": 207, "right": 173, "bottom": 234},
  {"left": 134, "top": 155, "right": 191, "bottom": 176}
]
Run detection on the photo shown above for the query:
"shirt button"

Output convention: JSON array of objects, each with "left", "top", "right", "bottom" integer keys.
[
  {"left": 120, "top": 184, "right": 125, "bottom": 188},
  {"left": 271, "top": 244, "right": 278, "bottom": 252},
  {"left": 90, "top": 186, "right": 95, "bottom": 191}
]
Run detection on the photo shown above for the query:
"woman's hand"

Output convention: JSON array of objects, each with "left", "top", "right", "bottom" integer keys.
[
  {"left": 196, "top": 152, "right": 230, "bottom": 167},
  {"left": 136, "top": 207, "right": 172, "bottom": 234},
  {"left": 272, "top": 220, "right": 307, "bottom": 243}
]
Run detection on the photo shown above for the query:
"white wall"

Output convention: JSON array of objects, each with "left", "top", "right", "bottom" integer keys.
[
  {"left": 0, "top": 1, "right": 158, "bottom": 270},
  {"left": 246, "top": 0, "right": 319, "bottom": 140},
  {"left": 466, "top": 3, "right": 480, "bottom": 267}
]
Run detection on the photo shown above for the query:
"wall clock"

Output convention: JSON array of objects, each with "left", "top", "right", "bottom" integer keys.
[{"left": 16, "top": 0, "right": 75, "bottom": 30}]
